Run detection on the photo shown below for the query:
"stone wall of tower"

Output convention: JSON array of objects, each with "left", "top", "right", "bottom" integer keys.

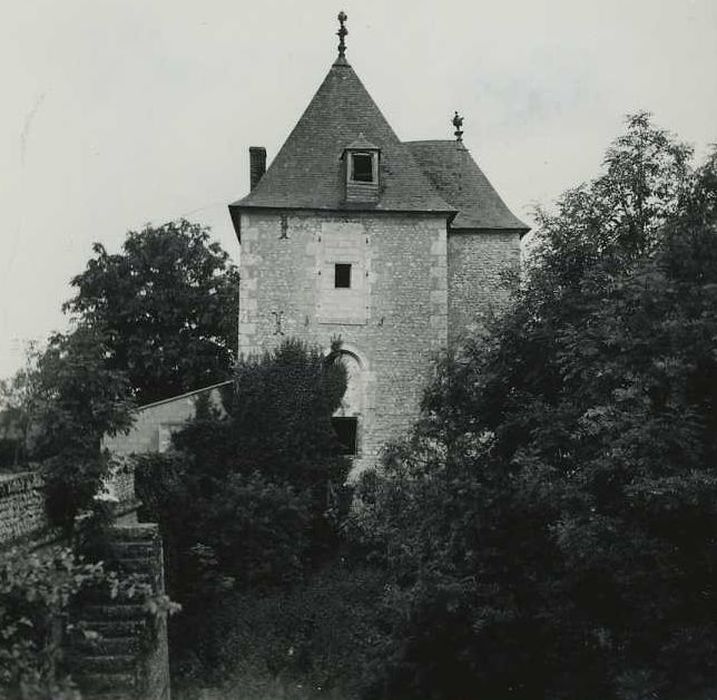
[
  {"left": 238, "top": 209, "right": 448, "bottom": 473},
  {"left": 447, "top": 230, "right": 521, "bottom": 346}
]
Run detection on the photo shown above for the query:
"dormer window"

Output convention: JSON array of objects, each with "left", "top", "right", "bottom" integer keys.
[
  {"left": 350, "top": 153, "right": 375, "bottom": 183},
  {"left": 343, "top": 134, "right": 380, "bottom": 203}
]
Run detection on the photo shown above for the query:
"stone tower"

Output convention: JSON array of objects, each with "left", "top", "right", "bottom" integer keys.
[{"left": 228, "top": 15, "right": 528, "bottom": 472}]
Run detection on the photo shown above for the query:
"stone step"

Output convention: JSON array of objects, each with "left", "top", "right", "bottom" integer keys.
[
  {"left": 73, "top": 635, "right": 140, "bottom": 656},
  {"left": 108, "top": 541, "right": 157, "bottom": 558},
  {"left": 80, "top": 619, "right": 147, "bottom": 638},
  {"left": 79, "top": 576, "right": 153, "bottom": 603},
  {"left": 72, "top": 654, "right": 136, "bottom": 674},
  {"left": 115, "top": 556, "right": 157, "bottom": 574},
  {"left": 79, "top": 603, "right": 146, "bottom": 621},
  {"left": 110, "top": 524, "right": 159, "bottom": 540},
  {"left": 75, "top": 671, "right": 136, "bottom": 693}
]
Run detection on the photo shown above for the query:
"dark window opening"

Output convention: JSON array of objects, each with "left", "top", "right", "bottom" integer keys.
[
  {"left": 335, "top": 263, "right": 352, "bottom": 288},
  {"left": 351, "top": 153, "right": 374, "bottom": 183},
  {"left": 332, "top": 417, "right": 358, "bottom": 455}
]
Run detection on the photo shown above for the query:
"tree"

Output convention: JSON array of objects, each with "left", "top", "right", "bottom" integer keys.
[
  {"left": 63, "top": 219, "right": 240, "bottom": 405},
  {"left": 0, "top": 327, "right": 134, "bottom": 526},
  {"left": 0, "top": 218, "right": 235, "bottom": 522},
  {"left": 137, "top": 338, "right": 350, "bottom": 592},
  {"left": 31, "top": 325, "right": 134, "bottom": 527},
  {"left": 353, "top": 117, "right": 717, "bottom": 699},
  {"left": 0, "top": 342, "right": 43, "bottom": 467},
  {"left": 135, "top": 339, "right": 351, "bottom": 682}
]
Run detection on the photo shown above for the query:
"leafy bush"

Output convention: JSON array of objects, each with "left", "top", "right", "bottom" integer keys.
[
  {"left": 136, "top": 339, "right": 352, "bottom": 685},
  {"left": 137, "top": 339, "right": 349, "bottom": 590},
  {"left": 351, "top": 120, "right": 717, "bottom": 699},
  {"left": 172, "top": 562, "right": 386, "bottom": 700},
  {"left": 0, "top": 546, "right": 108, "bottom": 700}
]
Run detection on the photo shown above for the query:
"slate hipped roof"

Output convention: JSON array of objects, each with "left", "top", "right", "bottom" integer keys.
[
  {"left": 230, "top": 57, "right": 527, "bottom": 235},
  {"left": 406, "top": 141, "right": 529, "bottom": 232},
  {"left": 233, "top": 59, "right": 452, "bottom": 215}
]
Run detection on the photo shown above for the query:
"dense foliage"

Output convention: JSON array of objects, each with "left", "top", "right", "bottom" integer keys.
[
  {"left": 0, "top": 328, "right": 134, "bottom": 527},
  {"left": 0, "top": 220, "right": 238, "bottom": 696},
  {"left": 0, "top": 546, "right": 108, "bottom": 700},
  {"left": 173, "top": 564, "right": 385, "bottom": 699},
  {"left": 1, "top": 218, "right": 237, "bottom": 523},
  {"left": 63, "top": 219, "right": 240, "bottom": 405},
  {"left": 136, "top": 340, "right": 352, "bottom": 685},
  {"left": 352, "top": 116, "right": 717, "bottom": 700},
  {"left": 0, "top": 345, "right": 43, "bottom": 468},
  {"left": 33, "top": 327, "right": 135, "bottom": 527}
]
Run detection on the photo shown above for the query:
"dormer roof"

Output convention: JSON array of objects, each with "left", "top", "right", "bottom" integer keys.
[
  {"left": 231, "top": 60, "right": 454, "bottom": 215},
  {"left": 344, "top": 133, "right": 379, "bottom": 152}
]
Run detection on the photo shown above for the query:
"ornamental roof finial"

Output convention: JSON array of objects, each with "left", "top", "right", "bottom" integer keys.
[
  {"left": 452, "top": 111, "right": 464, "bottom": 143},
  {"left": 337, "top": 11, "right": 348, "bottom": 59}
]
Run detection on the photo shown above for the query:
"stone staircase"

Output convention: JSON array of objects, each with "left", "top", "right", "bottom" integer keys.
[{"left": 68, "top": 524, "right": 170, "bottom": 700}]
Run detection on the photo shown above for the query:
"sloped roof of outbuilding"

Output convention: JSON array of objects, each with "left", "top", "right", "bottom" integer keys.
[
  {"left": 231, "top": 59, "right": 454, "bottom": 215},
  {"left": 405, "top": 140, "right": 529, "bottom": 233}
]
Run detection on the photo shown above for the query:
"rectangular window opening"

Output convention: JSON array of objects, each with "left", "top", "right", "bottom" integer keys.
[
  {"left": 334, "top": 263, "right": 352, "bottom": 288},
  {"left": 332, "top": 417, "right": 358, "bottom": 455},
  {"left": 351, "top": 153, "right": 374, "bottom": 183}
]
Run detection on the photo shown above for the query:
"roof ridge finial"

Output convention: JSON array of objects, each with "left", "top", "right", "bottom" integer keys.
[
  {"left": 452, "top": 111, "right": 464, "bottom": 143},
  {"left": 337, "top": 11, "right": 348, "bottom": 60}
]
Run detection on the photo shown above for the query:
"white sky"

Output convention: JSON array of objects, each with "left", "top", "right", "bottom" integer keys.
[{"left": 1, "top": 0, "right": 716, "bottom": 379}]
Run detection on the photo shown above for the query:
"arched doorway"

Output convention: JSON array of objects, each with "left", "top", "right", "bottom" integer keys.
[{"left": 332, "top": 349, "right": 364, "bottom": 456}]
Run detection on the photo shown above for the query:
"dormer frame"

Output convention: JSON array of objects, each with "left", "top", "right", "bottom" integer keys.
[
  {"left": 343, "top": 135, "right": 380, "bottom": 204},
  {"left": 347, "top": 150, "right": 379, "bottom": 185}
]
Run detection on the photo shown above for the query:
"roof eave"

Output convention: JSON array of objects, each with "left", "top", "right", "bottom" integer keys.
[
  {"left": 229, "top": 201, "right": 457, "bottom": 217},
  {"left": 228, "top": 203, "right": 242, "bottom": 243},
  {"left": 449, "top": 222, "right": 531, "bottom": 238}
]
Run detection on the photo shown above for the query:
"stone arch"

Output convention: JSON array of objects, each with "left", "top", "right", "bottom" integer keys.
[
  {"left": 334, "top": 348, "right": 363, "bottom": 417},
  {"left": 328, "top": 344, "right": 367, "bottom": 457},
  {"left": 334, "top": 343, "right": 367, "bottom": 417}
]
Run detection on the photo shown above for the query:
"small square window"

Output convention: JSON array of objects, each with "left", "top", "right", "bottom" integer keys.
[
  {"left": 334, "top": 263, "right": 351, "bottom": 288},
  {"left": 332, "top": 417, "right": 358, "bottom": 455},
  {"left": 351, "top": 153, "right": 374, "bottom": 183}
]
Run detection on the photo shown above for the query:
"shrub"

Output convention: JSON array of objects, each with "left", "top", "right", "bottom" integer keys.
[
  {"left": 136, "top": 339, "right": 353, "bottom": 686},
  {"left": 350, "top": 123, "right": 717, "bottom": 699},
  {"left": 172, "top": 561, "right": 387, "bottom": 700},
  {"left": 0, "top": 546, "right": 108, "bottom": 699}
]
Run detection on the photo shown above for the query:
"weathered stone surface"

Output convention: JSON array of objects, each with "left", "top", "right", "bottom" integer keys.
[
  {"left": 447, "top": 229, "right": 521, "bottom": 344},
  {"left": 239, "top": 209, "right": 450, "bottom": 473},
  {"left": 0, "top": 471, "right": 47, "bottom": 544},
  {"left": 237, "top": 209, "right": 521, "bottom": 474}
]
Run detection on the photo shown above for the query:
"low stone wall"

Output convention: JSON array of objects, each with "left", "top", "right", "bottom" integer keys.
[
  {"left": 0, "top": 466, "right": 138, "bottom": 548},
  {"left": 0, "top": 471, "right": 47, "bottom": 545}
]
